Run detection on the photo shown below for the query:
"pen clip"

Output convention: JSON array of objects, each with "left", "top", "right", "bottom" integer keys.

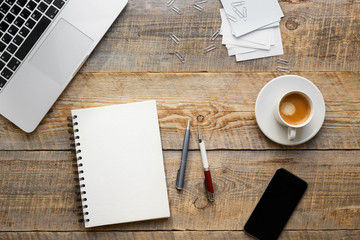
[{"left": 204, "top": 179, "right": 215, "bottom": 202}]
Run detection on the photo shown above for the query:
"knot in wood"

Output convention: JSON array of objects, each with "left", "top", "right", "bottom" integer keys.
[
  {"left": 197, "top": 115, "right": 204, "bottom": 122},
  {"left": 285, "top": 19, "right": 299, "bottom": 30}
]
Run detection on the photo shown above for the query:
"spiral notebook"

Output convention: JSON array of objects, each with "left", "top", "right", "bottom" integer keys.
[{"left": 71, "top": 100, "right": 170, "bottom": 228}]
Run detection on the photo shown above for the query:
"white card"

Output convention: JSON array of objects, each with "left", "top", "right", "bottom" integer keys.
[
  {"left": 221, "top": 0, "right": 284, "bottom": 37},
  {"left": 259, "top": 21, "right": 280, "bottom": 30},
  {"left": 227, "top": 28, "right": 275, "bottom": 56},
  {"left": 220, "top": 9, "right": 271, "bottom": 50},
  {"left": 235, "top": 27, "right": 284, "bottom": 61},
  {"left": 226, "top": 26, "right": 276, "bottom": 56},
  {"left": 227, "top": 45, "right": 258, "bottom": 55}
]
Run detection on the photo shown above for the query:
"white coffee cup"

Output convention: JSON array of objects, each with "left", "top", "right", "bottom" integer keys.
[{"left": 274, "top": 90, "right": 314, "bottom": 141}]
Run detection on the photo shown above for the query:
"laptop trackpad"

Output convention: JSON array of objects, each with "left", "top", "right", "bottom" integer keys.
[{"left": 29, "top": 18, "right": 93, "bottom": 86}]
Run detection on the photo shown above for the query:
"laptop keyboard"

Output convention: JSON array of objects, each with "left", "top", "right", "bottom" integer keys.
[{"left": 0, "top": 0, "right": 68, "bottom": 91}]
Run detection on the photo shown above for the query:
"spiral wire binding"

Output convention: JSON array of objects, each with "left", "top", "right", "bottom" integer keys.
[{"left": 68, "top": 115, "right": 90, "bottom": 223}]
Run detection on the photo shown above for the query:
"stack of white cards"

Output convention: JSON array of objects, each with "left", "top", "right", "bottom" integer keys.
[{"left": 220, "top": 0, "right": 284, "bottom": 62}]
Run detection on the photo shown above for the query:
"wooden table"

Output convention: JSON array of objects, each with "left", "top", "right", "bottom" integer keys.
[{"left": 1, "top": 0, "right": 359, "bottom": 239}]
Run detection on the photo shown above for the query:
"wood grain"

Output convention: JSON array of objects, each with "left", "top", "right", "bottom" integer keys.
[
  {"left": 78, "top": 0, "right": 360, "bottom": 73},
  {"left": 0, "top": 230, "right": 359, "bottom": 240},
  {"left": 0, "top": 150, "right": 358, "bottom": 231},
  {"left": 0, "top": 72, "right": 358, "bottom": 150},
  {"left": 0, "top": 1, "right": 359, "bottom": 238}
]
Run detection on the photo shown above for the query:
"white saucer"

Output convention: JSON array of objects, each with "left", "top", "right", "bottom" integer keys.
[{"left": 255, "top": 75, "right": 325, "bottom": 145}]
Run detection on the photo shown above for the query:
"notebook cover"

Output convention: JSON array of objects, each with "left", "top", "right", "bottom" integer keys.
[{"left": 71, "top": 100, "right": 170, "bottom": 228}]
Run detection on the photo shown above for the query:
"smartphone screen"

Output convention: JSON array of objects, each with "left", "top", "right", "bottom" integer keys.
[{"left": 244, "top": 168, "right": 308, "bottom": 240}]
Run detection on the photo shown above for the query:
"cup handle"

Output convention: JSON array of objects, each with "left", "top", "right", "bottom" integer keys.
[{"left": 288, "top": 127, "right": 296, "bottom": 141}]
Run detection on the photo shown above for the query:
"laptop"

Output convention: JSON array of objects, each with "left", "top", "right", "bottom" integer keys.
[{"left": 0, "top": 0, "right": 128, "bottom": 132}]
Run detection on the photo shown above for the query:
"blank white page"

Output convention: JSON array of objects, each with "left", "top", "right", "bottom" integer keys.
[{"left": 71, "top": 100, "right": 170, "bottom": 228}]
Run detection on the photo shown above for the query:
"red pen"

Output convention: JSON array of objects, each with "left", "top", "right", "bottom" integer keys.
[{"left": 198, "top": 127, "right": 215, "bottom": 201}]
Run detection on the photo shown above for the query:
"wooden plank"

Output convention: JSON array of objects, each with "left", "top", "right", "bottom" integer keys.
[
  {"left": 0, "top": 72, "right": 359, "bottom": 150},
  {"left": 0, "top": 150, "right": 359, "bottom": 231},
  {"left": 79, "top": 0, "right": 360, "bottom": 72},
  {"left": 0, "top": 230, "right": 359, "bottom": 240}
]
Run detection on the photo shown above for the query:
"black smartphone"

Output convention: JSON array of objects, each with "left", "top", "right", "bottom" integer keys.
[{"left": 244, "top": 168, "right": 308, "bottom": 240}]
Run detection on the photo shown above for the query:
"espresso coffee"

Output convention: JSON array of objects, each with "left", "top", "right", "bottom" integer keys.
[{"left": 279, "top": 92, "right": 311, "bottom": 126}]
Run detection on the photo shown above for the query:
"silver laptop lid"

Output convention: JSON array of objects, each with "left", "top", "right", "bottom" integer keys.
[{"left": 0, "top": 0, "right": 128, "bottom": 132}]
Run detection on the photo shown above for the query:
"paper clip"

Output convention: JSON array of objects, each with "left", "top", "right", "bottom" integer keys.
[
  {"left": 276, "top": 58, "right": 289, "bottom": 65},
  {"left": 175, "top": 52, "right": 185, "bottom": 64},
  {"left": 167, "top": 0, "right": 175, "bottom": 6},
  {"left": 170, "top": 5, "right": 183, "bottom": 15},
  {"left": 231, "top": 1, "right": 245, "bottom": 7},
  {"left": 169, "top": 32, "right": 180, "bottom": 44},
  {"left": 233, "top": 7, "right": 247, "bottom": 21},
  {"left": 227, "top": 14, "right": 237, "bottom": 22},
  {"left": 193, "top": 3, "right": 205, "bottom": 12},
  {"left": 204, "top": 44, "right": 216, "bottom": 53},
  {"left": 195, "top": 0, "right": 208, "bottom": 4},
  {"left": 276, "top": 66, "right": 290, "bottom": 73},
  {"left": 211, "top": 29, "right": 220, "bottom": 41}
]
